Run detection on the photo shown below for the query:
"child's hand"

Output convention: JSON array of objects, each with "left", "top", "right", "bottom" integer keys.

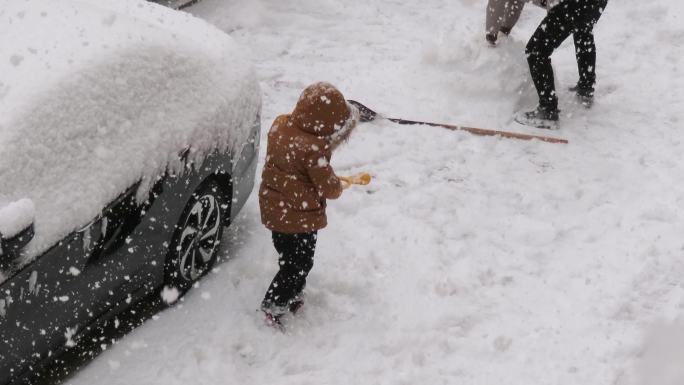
[
  {"left": 340, "top": 177, "right": 352, "bottom": 190},
  {"left": 339, "top": 173, "right": 371, "bottom": 189}
]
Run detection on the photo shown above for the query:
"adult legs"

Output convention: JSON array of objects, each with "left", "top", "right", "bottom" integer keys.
[
  {"left": 525, "top": 4, "right": 573, "bottom": 112},
  {"left": 572, "top": 29, "right": 597, "bottom": 94},
  {"left": 571, "top": 0, "right": 608, "bottom": 95}
]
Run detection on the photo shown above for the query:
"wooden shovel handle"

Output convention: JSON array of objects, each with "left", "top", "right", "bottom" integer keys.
[
  {"left": 347, "top": 100, "right": 568, "bottom": 144},
  {"left": 389, "top": 118, "right": 568, "bottom": 144}
]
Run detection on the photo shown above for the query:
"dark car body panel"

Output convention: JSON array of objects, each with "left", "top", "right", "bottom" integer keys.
[
  {"left": 149, "top": 0, "right": 201, "bottom": 10},
  {"left": 0, "top": 117, "right": 259, "bottom": 384}
]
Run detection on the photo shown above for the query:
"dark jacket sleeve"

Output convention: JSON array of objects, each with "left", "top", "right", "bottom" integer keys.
[
  {"left": 305, "top": 147, "right": 342, "bottom": 200},
  {"left": 487, "top": 0, "right": 527, "bottom": 34},
  {"left": 502, "top": 0, "right": 525, "bottom": 30}
]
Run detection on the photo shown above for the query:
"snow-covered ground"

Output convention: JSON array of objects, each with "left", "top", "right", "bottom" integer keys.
[{"left": 65, "top": 0, "right": 684, "bottom": 384}]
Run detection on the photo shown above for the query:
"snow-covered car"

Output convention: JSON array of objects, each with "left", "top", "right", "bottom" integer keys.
[{"left": 0, "top": 0, "right": 260, "bottom": 383}]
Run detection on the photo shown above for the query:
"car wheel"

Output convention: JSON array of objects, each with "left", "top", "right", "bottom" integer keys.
[{"left": 163, "top": 179, "right": 227, "bottom": 295}]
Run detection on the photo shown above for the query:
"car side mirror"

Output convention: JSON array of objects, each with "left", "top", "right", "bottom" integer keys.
[
  {"left": 0, "top": 224, "right": 35, "bottom": 271},
  {"left": 0, "top": 199, "right": 36, "bottom": 271}
]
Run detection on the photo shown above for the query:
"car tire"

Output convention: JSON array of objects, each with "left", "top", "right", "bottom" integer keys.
[{"left": 163, "top": 179, "right": 228, "bottom": 295}]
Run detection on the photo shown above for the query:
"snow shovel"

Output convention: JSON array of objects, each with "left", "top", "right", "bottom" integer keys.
[
  {"left": 348, "top": 100, "right": 568, "bottom": 145},
  {"left": 339, "top": 172, "right": 371, "bottom": 189}
]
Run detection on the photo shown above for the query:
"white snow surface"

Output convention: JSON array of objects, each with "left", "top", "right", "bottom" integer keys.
[
  {"left": 0, "top": 199, "right": 35, "bottom": 239},
  {"left": 0, "top": 0, "right": 260, "bottom": 266},
  {"left": 66, "top": 1, "right": 684, "bottom": 385}
]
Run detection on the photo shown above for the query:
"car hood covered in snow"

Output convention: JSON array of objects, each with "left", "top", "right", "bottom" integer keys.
[{"left": 0, "top": 0, "right": 261, "bottom": 271}]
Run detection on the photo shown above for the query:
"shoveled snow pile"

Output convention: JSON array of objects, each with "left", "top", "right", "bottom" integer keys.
[
  {"left": 423, "top": 24, "right": 531, "bottom": 97},
  {"left": 0, "top": 0, "right": 260, "bottom": 268}
]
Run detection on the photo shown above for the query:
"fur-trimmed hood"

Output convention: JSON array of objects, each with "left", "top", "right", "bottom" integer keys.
[{"left": 290, "top": 82, "right": 351, "bottom": 138}]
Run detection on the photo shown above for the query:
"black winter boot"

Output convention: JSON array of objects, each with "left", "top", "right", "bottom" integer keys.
[
  {"left": 515, "top": 105, "right": 560, "bottom": 130},
  {"left": 569, "top": 84, "right": 594, "bottom": 108}
]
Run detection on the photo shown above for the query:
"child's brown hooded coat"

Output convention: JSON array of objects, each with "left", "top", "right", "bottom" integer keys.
[{"left": 259, "top": 82, "right": 356, "bottom": 234}]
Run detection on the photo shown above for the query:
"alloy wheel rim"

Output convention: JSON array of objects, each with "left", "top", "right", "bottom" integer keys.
[{"left": 177, "top": 194, "right": 221, "bottom": 281}]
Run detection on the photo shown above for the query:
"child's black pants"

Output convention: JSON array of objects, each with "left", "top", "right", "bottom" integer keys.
[{"left": 261, "top": 231, "right": 317, "bottom": 314}]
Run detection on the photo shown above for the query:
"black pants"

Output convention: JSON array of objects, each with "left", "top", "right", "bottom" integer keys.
[
  {"left": 261, "top": 231, "right": 317, "bottom": 314},
  {"left": 526, "top": 0, "right": 608, "bottom": 110}
]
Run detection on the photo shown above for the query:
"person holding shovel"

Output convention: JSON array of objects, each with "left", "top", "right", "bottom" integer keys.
[
  {"left": 259, "top": 82, "right": 366, "bottom": 328},
  {"left": 515, "top": 0, "right": 609, "bottom": 129}
]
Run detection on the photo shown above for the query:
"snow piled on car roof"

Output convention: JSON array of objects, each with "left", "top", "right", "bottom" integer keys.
[{"left": 0, "top": 0, "right": 260, "bottom": 269}]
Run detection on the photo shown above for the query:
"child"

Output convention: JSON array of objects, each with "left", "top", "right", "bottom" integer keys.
[{"left": 258, "top": 82, "right": 359, "bottom": 326}]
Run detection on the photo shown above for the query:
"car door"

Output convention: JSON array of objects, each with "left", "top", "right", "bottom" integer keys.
[
  {"left": 66, "top": 183, "right": 150, "bottom": 328},
  {"left": 0, "top": 184, "right": 148, "bottom": 383},
  {"left": 0, "top": 231, "right": 88, "bottom": 384}
]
